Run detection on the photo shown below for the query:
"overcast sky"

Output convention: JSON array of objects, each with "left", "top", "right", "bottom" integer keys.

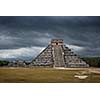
[{"left": 0, "top": 16, "right": 100, "bottom": 60}]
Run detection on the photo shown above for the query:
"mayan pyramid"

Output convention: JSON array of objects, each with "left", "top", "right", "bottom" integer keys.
[{"left": 31, "top": 39, "right": 89, "bottom": 67}]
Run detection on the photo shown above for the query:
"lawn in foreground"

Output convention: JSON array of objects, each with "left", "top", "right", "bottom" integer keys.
[{"left": 0, "top": 67, "right": 100, "bottom": 83}]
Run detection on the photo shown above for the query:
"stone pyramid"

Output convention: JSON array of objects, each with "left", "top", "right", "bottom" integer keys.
[{"left": 31, "top": 39, "right": 89, "bottom": 67}]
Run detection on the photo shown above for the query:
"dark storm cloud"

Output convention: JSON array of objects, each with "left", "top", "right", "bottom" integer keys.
[{"left": 0, "top": 16, "right": 100, "bottom": 60}]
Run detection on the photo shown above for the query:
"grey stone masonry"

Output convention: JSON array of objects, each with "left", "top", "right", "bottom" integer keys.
[{"left": 31, "top": 39, "right": 89, "bottom": 67}]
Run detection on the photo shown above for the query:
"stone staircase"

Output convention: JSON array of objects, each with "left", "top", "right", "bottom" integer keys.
[{"left": 53, "top": 45, "right": 65, "bottom": 67}]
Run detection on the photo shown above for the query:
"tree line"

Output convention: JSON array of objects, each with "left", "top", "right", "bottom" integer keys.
[
  {"left": 82, "top": 57, "right": 100, "bottom": 67},
  {"left": 0, "top": 57, "right": 100, "bottom": 67},
  {"left": 0, "top": 61, "right": 9, "bottom": 66}
]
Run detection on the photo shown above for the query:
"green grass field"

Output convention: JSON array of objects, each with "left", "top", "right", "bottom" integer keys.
[{"left": 0, "top": 67, "right": 100, "bottom": 83}]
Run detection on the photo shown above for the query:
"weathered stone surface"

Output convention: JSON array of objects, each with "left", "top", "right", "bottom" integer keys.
[
  {"left": 31, "top": 39, "right": 89, "bottom": 67},
  {"left": 8, "top": 60, "right": 26, "bottom": 67}
]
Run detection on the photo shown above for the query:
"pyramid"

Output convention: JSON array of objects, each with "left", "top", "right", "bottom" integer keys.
[{"left": 31, "top": 39, "right": 89, "bottom": 67}]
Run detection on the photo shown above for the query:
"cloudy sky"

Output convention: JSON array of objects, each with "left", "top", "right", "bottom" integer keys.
[{"left": 0, "top": 16, "right": 100, "bottom": 60}]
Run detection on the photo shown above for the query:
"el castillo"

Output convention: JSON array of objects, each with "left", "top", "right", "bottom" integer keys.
[{"left": 0, "top": 39, "right": 100, "bottom": 83}]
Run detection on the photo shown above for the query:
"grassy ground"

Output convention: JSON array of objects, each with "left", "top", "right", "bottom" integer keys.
[{"left": 0, "top": 67, "right": 100, "bottom": 83}]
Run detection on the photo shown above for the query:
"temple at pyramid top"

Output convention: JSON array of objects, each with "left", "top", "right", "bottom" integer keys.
[
  {"left": 31, "top": 39, "right": 89, "bottom": 67},
  {"left": 51, "top": 39, "right": 63, "bottom": 45}
]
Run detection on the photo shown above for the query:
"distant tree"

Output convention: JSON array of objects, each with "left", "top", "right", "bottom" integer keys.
[
  {"left": 97, "top": 60, "right": 100, "bottom": 67},
  {"left": 82, "top": 57, "right": 100, "bottom": 67},
  {"left": 0, "top": 61, "right": 9, "bottom": 66}
]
